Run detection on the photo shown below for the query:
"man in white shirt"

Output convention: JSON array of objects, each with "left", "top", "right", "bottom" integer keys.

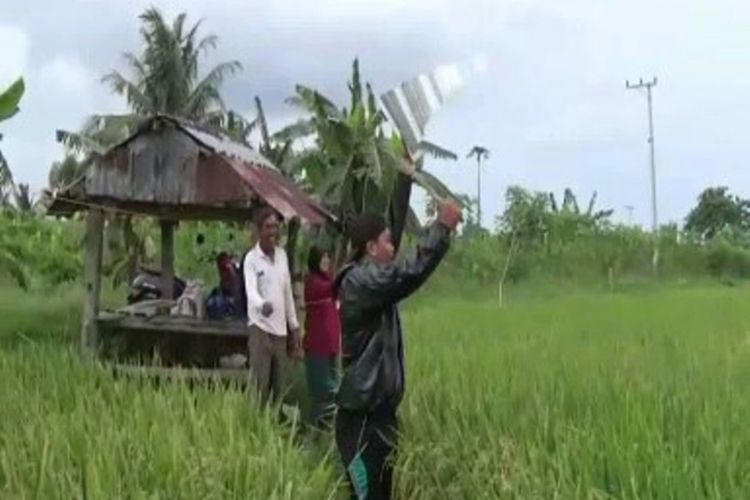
[{"left": 244, "top": 207, "right": 302, "bottom": 404}]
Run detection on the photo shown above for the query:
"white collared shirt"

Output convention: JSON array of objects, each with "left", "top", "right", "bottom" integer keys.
[{"left": 243, "top": 244, "right": 299, "bottom": 336}]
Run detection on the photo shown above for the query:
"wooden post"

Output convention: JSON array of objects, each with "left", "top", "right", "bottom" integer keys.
[
  {"left": 160, "top": 220, "right": 175, "bottom": 303},
  {"left": 284, "top": 216, "right": 300, "bottom": 280},
  {"left": 82, "top": 209, "right": 104, "bottom": 355}
]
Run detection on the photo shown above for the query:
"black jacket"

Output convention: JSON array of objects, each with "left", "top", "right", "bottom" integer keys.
[{"left": 335, "top": 223, "right": 451, "bottom": 412}]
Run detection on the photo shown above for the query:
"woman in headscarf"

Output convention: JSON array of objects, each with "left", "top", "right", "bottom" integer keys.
[{"left": 303, "top": 245, "right": 341, "bottom": 428}]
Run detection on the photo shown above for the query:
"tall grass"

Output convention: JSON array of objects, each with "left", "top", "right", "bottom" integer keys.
[
  {"left": 0, "top": 284, "right": 342, "bottom": 499},
  {"left": 399, "top": 286, "right": 750, "bottom": 498},
  {"left": 0, "top": 345, "right": 341, "bottom": 499},
  {"left": 3, "top": 283, "right": 750, "bottom": 498}
]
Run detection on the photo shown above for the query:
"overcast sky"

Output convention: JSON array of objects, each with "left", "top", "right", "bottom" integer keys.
[{"left": 2, "top": 0, "right": 749, "bottom": 227}]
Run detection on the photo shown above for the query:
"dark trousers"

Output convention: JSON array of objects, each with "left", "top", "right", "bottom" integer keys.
[
  {"left": 304, "top": 353, "right": 339, "bottom": 428},
  {"left": 335, "top": 403, "right": 399, "bottom": 500},
  {"left": 247, "top": 325, "right": 288, "bottom": 404}
]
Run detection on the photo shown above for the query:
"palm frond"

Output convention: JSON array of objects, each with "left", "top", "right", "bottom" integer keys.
[
  {"left": 139, "top": 6, "right": 166, "bottom": 26},
  {"left": 587, "top": 191, "right": 598, "bottom": 216},
  {"left": 101, "top": 71, "right": 152, "bottom": 114},
  {"left": 287, "top": 85, "right": 342, "bottom": 119},
  {"left": 366, "top": 82, "right": 378, "bottom": 119},
  {"left": 549, "top": 193, "right": 559, "bottom": 213},
  {"left": 185, "top": 61, "right": 242, "bottom": 117},
  {"left": 593, "top": 209, "right": 614, "bottom": 223},
  {"left": 13, "top": 183, "right": 33, "bottom": 213},
  {"left": 320, "top": 120, "right": 354, "bottom": 159},
  {"left": 348, "top": 58, "right": 362, "bottom": 112},
  {"left": 271, "top": 141, "right": 299, "bottom": 179},
  {"left": 0, "top": 148, "right": 13, "bottom": 189},
  {"left": 418, "top": 141, "right": 458, "bottom": 161},
  {"left": 294, "top": 150, "right": 331, "bottom": 193},
  {"left": 55, "top": 130, "right": 108, "bottom": 155},
  {"left": 467, "top": 145, "right": 490, "bottom": 160},
  {"left": 80, "top": 113, "right": 138, "bottom": 146},
  {"left": 195, "top": 33, "right": 218, "bottom": 54},
  {"left": 411, "top": 169, "right": 462, "bottom": 206},
  {"left": 0, "top": 77, "right": 25, "bottom": 122},
  {"left": 120, "top": 52, "right": 148, "bottom": 81},
  {"left": 562, "top": 188, "right": 579, "bottom": 214},
  {"left": 49, "top": 154, "right": 88, "bottom": 190},
  {"left": 172, "top": 12, "right": 187, "bottom": 40},
  {"left": 272, "top": 119, "right": 315, "bottom": 143}
]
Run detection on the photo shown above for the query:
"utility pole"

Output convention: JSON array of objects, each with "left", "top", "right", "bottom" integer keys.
[
  {"left": 626, "top": 77, "right": 659, "bottom": 274},
  {"left": 467, "top": 146, "right": 490, "bottom": 228},
  {"left": 624, "top": 205, "right": 634, "bottom": 225},
  {"left": 476, "top": 154, "right": 482, "bottom": 226}
]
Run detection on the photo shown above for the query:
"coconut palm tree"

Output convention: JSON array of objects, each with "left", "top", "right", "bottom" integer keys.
[
  {"left": 467, "top": 145, "right": 490, "bottom": 227},
  {"left": 103, "top": 8, "right": 241, "bottom": 119},
  {"left": 58, "top": 7, "right": 241, "bottom": 154}
]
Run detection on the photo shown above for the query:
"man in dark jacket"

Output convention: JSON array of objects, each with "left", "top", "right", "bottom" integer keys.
[{"left": 335, "top": 200, "right": 462, "bottom": 499}]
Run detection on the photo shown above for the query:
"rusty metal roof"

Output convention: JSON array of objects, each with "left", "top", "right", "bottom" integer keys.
[
  {"left": 113, "top": 114, "right": 278, "bottom": 170},
  {"left": 172, "top": 120, "right": 278, "bottom": 171},
  {"left": 227, "top": 158, "right": 332, "bottom": 227},
  {"left": 47, "top": 115, "right": 337, "bottom": 227}
]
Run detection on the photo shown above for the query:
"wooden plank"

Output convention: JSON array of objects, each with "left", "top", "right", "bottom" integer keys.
[
  {"left": 82, "top": 209, "right": 104, "bottom": 355},
  {"left": 160, "top": 220, "right": 175, "bottom": 303},
  {"left": 97, "top": 313, "right": 248, "bottom": 338},
  {"left": 76, "top": 198, "right": 256, "bottom": 221}
]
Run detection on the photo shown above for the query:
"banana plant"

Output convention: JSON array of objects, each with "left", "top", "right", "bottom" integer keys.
[
  {"left": 278, "top": 59, "right": 458, "bottom": 236},
  {"left": 0, "top": 77, "right": 24, "bottom": 122},
  {"left": 0, "top": 78, "right": 26, "bottom": 209}
]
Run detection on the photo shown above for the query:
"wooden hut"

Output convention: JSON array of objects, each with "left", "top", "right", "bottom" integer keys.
[{"left": 48, "top": 115, "right": 334, "bottom": 378}]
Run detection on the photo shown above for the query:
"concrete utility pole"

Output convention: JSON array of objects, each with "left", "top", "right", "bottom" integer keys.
[{"left": 626, "top": 77, "right": 659, "bottom": 274}]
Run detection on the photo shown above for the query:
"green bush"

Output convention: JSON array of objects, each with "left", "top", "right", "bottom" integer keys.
[
  {"left": 706, "top": 241, "right": 750, "bottom": 279},
  {"left": 7, "top": 208, "right": 750, "bottom": 294}
]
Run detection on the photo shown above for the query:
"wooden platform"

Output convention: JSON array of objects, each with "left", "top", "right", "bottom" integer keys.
[
  {"left": 97, "top": 312, "right": 248, "bottom": 337},
  {"left": 97, "top": 312, "right": 249, "bottom": 368}
]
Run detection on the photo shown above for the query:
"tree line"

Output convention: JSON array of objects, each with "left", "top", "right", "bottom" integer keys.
[{"left": 1, "top": 7, "right": 750, "bottom": 291}]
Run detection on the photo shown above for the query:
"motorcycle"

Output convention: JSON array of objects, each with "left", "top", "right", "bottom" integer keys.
[{"left": 126, "top": 266, "right": 187, "bottom": 304}]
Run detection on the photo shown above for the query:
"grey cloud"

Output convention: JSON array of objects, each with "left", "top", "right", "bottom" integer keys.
[{"left": 2, "top": 0, "right": 750, "bottom": 229}]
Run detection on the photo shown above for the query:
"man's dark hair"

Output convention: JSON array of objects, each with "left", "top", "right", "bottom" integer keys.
[
  {"left": 347, "top": 213, "right": 387, "bottom": 260},
  {"left": 254, "top": 206, "right": 278, "bottom": 228}
]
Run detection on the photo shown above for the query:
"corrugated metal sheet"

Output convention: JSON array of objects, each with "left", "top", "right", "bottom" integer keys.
[
  {"left": 177, "top": 122, "right": 278, "bottom": 171},
  {"left": 380, "top": 65, "right": 464, "bottom": 155},
  {"left": 226, "top": 157, "right": 333, "bottom": 227},
  {"left": 111, "top": 114, "right": 278, "bottom": 171},
  {"left": 47, "top": 114, "right": 336, "bottom": 227}
]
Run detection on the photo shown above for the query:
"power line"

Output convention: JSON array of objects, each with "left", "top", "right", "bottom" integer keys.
[{"left": 626, "top": 76, "right": 659, "bottom": 275}]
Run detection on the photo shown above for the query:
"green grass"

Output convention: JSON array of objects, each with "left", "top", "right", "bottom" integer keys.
[
  {"left": 401, "top": 285, "right": 750, "bottom": 498},
  {"left": 2, "top": 283, "right": 750, "bottom": 498}
]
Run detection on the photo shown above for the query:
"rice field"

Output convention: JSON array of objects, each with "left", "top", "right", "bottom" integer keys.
[{"left": 2, "top": 283, "right": 750, "bottom": 498}]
